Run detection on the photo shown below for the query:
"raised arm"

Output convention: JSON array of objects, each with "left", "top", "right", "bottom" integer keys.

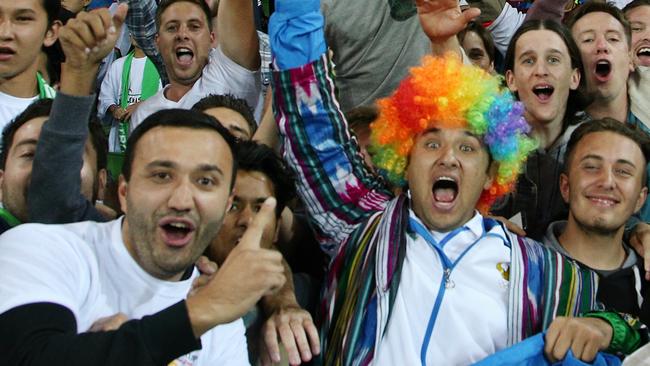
[
  {"left": 269, "top": 0, "right": 393, "bottom": 255},
  {"left": 217, "top": 0, "right": 260, "bottom": 70},
  {"left": 27, "top": 5, "right": 129, "bottom": 224},
  {"left": 415, "top": 0, "right": 480, "bottom": 57},
  {"left": 468, "top": 0, "right": 525, "bottom": 55}
]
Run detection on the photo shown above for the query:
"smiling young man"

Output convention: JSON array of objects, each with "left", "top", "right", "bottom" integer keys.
[
  {"left": 544, "top": 118, "right": 650, "bottom": 326},
  {"left": 129, "top": 0, "right": 261, "bottom": 128},
  {"left": 269, "top": 0, "right": 645, "bottom": 364},
  {"left": 0, "top": 8, "right": 284, "bottom": 365},
  {"left": 0, "top": 0, "right": 59, "bottom": 129}
]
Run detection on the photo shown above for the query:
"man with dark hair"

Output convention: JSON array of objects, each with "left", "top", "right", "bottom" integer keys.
[
  {"left": 192, "top": 94, "right": 257, "bottom": 140},
  {"left": 206, "top": 140, "right": 320, "bottom": 365},
  {"left": 129, "top": 0, "right": 261, "bottom": 128},
  {"left": 0, "top": 7, "right": 285, "bottom": 364},
  {"left": 543, "top": 118, "right": 650, "bottom": 326},
  {"left": 208, "top": 141, "right": 295, "bottom": 266},
  {"left": 0, "top": 98, "right": 108, "bottom": 232},
  {"left": 0, "top": 0, "right": 60, "bottom": 128}
]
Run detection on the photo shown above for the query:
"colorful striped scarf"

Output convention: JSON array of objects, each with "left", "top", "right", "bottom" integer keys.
[{"left": 320, "top": 195, "right": 601, "bottom": 365}]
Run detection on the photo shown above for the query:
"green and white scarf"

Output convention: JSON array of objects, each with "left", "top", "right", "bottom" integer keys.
[
  {"left": 37, "top": 72, "right": 56, "bottom": 99},
  {"left": 117, "top": 51, "right": 160, "bottom": 152}
]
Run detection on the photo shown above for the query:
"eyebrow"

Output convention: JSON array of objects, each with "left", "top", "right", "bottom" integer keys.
[
  {"left": 197, "top": 164, "right": 224, "bottom": 177},
  {"left": 605, "top": 29, "right": 624, "bottom": 36},
  {"left": 420, "top": 128, "right": 482, "bottom": 140},
  {"left": 13, "top": 8, "right": 36, "bottom": 15},
  {"left": 146, "top": 160, "right": 175, "bottom": 170},
  {"left": 576, "top": 29, "right": 596, "bottom": 36},
  {"left": 145, "top": 161, "right": 225, "bottom": 176},
  {"left": 187, "top": 17, "right": 205, "bottom": 24},
  {"left": 12, "top": 139, "right": 37, "bottom": 150},
  {"left": 518, "top": 48, "right": 564, "bottom": 60},
  {"left": 166, "top": 16, "right": 204, "bottom": 24},
  {"left": 580, "top": 154, "right": 637, "bottom": 168},
  {"left": 234, "top": 196, "right": 269, "bottom": 204}
]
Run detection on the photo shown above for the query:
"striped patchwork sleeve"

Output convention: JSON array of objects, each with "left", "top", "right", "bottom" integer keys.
[{"left": 272, "top": 55, "right": 393, "bottom": 256}]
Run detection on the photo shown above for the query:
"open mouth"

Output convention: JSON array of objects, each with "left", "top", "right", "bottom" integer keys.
[
  {"left": 432, "top": 176, "right": 459, "bottom": 204},
  {"left": 637, "top": 47, "right": 650, "bottom": 66},
  {"left": 594, "top": 60, "right": 612, "bottom": 81},
  {"left": 0, "top": 47, "right": 16, "bottom": 60},
  {"left": 159, "top": 219, "right": 196, "bottom": 247},
  {"left": 175, "top": 47, "right": 194, "bottom": 66},
  {"left": 532, "top": 85, "right": 554, "bottom": 102}
]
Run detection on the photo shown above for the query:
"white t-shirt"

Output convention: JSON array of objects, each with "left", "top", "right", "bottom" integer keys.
[
  {"left": 98, "top": 55, "right": 163, "bottom": 152},
  {"left": 0, "top": 219, "right": 249, "bottom": 365},
  {"left": 130, "top": 47, "right": 261, "bottom": 129},
  {"left": 486, "top": 3, "right": 526, "bottom": 56},
  {"left": 374, "top": 212, "right": 510, "bottom": 365},
  {"left": 0, "top": 91, "right": 38, "bottom": 132}
]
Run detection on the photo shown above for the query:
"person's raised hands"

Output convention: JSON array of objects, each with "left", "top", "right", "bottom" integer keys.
[
  {"left": 59, "top": 3, "right": 128, "bottom": 70},
  {"left": 415, "top": 0, "right": 481, "bottom": 42}
]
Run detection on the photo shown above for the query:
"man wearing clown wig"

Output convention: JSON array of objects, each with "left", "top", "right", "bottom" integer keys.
[{"left": 268, "top": 0, "right": 646, "bottom": 364}]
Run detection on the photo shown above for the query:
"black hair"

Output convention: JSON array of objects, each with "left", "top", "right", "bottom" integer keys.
[
  {"left": 191, "top": 94, "right": 257, "bottom": 137},
  {"left": 565, "top": 118, "right": 650, "bottom": 184},
  {"left": 235, "top": 140, "right": 295, "bottom": 217},
  {"left": 43, "top": 0, "right": 61, "bottom": 26},
  {"left": 1, "top": 99, "right": 52, "bottom": 169},
  {"left": 566, "top": 1, "right": 632, "bottom": 47},
  {"left": 156, "top": 0, "right": 214, "bottom": 32},
  {"left": 623, "top": 0, "right": 650, "bottom": 12},
  {"left": 504, "top": 19, "right": 590, "bottom": 123},
  {"left": 458, "top": 21, "right": 496, "bottom": 64},
  {"left": 345, "top": 105, "right": 378, "bottom": 132},
  {"left": 1, "top": 99, "right": 108, "bottom": 173},
  {"left": 121, "top": 109, "right": 238, "bottom": 189}
]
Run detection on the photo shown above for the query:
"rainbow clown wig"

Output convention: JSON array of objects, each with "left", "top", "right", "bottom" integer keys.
[{"left": 369, "top": 54, "right": 537, "bottom": 213}]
